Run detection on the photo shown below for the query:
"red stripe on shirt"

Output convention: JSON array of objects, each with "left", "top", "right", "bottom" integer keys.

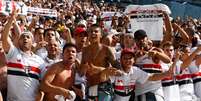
[
  {"left": 115, "top": 85, "right": 135, "bottom": 90},
  {"left": 30, "top": 66, "right": 41, "bottom": 74},
  {"left": 7, "top": 62, "right": 40, "bottom": 74},
  {"left": 143, "top": 64, "right": 162, "bottom": 69},
  {"left": 176, "top": 74, "right": 192, "bottom": 80},
  {"left": 191, "top": 72, "right": 201, "bottom": 78},
  {"left": 7, "top": 62, "right": 24, "bottom": 69}
]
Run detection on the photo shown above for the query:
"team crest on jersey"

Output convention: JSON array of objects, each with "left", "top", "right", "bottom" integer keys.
[{"left": 17, "top": 59, "right": 21, "bottom": 62}]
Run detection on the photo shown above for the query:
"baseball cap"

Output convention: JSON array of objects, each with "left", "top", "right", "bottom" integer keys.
[
  {"left": 77, "top": 20, "right": 87, "bottom": 28},
  {"left": 121, "top": 48, "right": 135, "bottom": 57},
  {"left": 134, "top": 29, "right": 147, "bottom": 40},
  {"left": 74, "top": 27, "right": 87, "bottom": 36}
]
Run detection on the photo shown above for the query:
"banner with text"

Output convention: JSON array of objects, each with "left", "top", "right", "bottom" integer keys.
[
  {"left": 0, "top": 0, "right": 57, "bottom": 17},
  {"left": 130, "top": 17, "right": 163, "bottom": 41}
]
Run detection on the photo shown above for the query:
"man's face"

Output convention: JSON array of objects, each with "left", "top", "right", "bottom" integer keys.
[
  {"left": 63, "top": 47, "right": 77, "bottom": 64},
  {"left": 180, "top": 47, "right": 191, "bottom": 61},
  {"left": 45, "top": 30, "right": 56, "bottom": 42},
  {"left": 46, "top": 40, "right": 60, "bottom": 56},
  {"left": 75, "top": 33, "right": 88, "bottom": 47},
  {"left": 163, "top": 46, "right": 174, "bottom": 59},
  {"left": 89, "top": 27, "right": 101, "bottom": 44},
  {"left": 121, "top": 53, "right": 135, "bottom": 70},
  {"left": 34, "top": 29, "right": 44, "bottom": 42},
  {"left": 18, "top": 34, "right": 33, "bottom": 51},
  {"left": 136, "top": 37, "right": 149, "bottom": 50},
  {"left": 111, "top": 35, "right": 120, "bottom": 46}
]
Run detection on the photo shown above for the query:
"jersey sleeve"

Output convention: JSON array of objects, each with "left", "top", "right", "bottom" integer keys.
[
  {"left": 135, "top": 67, "right": 150, "bottom": 84},
  {"left": 38, "top": 59, "right": 46, "bottom": 79},
  {"left": 6, "top": 45, "right": 18, "bottom": 59}
]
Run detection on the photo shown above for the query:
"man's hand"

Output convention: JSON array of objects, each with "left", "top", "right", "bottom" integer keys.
[
  {"left": 102, "top": 67, "right": 122, "bottom": 77},
  {"left": 10, "top": 9, "right": 19, "bottom": 21},
  {"left": 62, "top": 89, "right": 73, "bottom": 100},
  {"left": 148, "top": 51, "right": 157, "bottom": 57},
  {"left": 38, "top": 41, "right": 48, "bottom": 48},
  {"left": 72, "top": 86, "right": 83, "bottom": 99}
]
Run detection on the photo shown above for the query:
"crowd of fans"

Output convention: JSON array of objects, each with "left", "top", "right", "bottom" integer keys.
[{"left": 1, "top": 0, "right": 201, "bottom": 101}]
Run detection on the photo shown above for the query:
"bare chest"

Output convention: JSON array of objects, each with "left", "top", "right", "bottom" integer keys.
[{"left": 52, "top": 70, "right": 74, "bottom": 88}]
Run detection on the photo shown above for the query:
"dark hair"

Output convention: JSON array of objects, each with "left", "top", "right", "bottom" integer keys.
[
  {"left": 62, "top": 43, "right": 77, "bottom": 53},
  {"left": 35, "top": 27, "right": 44, "bottom": 34},
  {"left": 197, "top": 26, "right": 201, "bottom": 30},
  {"left": 134, "top": 29, "right": 147, "bottom": 40},
  {"left": 91, "top": 24, "right": 100, "bottom": 28},
  {"left": 162, "top": 41, "right": 173, "bottom": 49},
  {"left": 44, "top": 28, "right": 55, "bottom": 36}
]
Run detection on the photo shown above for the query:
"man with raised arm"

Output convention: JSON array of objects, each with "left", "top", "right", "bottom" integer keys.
[{"left": 1, "top": 10, "right": 46, "bottom": 101}]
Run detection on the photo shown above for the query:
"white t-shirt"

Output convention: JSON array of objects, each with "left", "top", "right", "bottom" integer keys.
[
  {"left": 176, "top": 61, "right": 197, "bottom": 101},
  {"left": 6, "top": 46, "right": 46, "bottom": 101},
  {"left": 189, "top": 60, "right": 201, "bottom": 99},
  {"left": 35, "top": 47, "right": 47, "bottom": 59},
  {"left": 135, "top": 54, "right": 164, "bottom": 96},
  {"left": 110, "top": 66, "right": 150, "bottom": 101},
  {"left": 161, "top": 62, "right": 180, "bottom": 101}
]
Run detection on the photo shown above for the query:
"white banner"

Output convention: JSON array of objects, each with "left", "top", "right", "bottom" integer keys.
[
  {"left": 124, "top": 4, "right": 169, "bottom": 41},
  {"left": 125, "top": 4, "right": 171, "bottom": 15},
  {"left": 130, "top": 17, "right": 163, "bottom": 41},
  {"left": 0, "top": 0, "right": 15, "bottom": 15},
  {"left": 27, "top": 7, "right": 57, "bottom": 17},
  {"left": 0, "top": 0, "right": 57, "bottom": 17}
]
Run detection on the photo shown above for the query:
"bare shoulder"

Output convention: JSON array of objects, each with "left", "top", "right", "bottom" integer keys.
[
  {"left": 46, "top": 61, "right": 64, "bottom": 74},
  {"left": 102, "top": 44, "right": 114, "bottom": 55},
  {"left": 102, "top": 44, "right": 112, "bottom": 51},
  {"left": 82, "top": 45, "right": 90, "bottom": 54}
]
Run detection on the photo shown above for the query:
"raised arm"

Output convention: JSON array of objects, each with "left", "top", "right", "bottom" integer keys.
[
  {"left": 0, "top": 41, "right": 6, "bottom": 67},
  {"left": 181, "top": 45, "right": 201, "bottom": 70},
  {"left": 173, "top": 23, "right": 189, "bottom": 43},
  {"left": 27, "top": 16, "right": 38, "bottom": 32},
  {"left": 12, "top": 18, "right": 21, "bottom": 47},
  {"left": 2, "top": 10, "right": 17, "bottom": 53},
  {"left": 161, "top": 11, "right": 173, "bottom": 44},
  {"left": 148, "top": 53, "right": 178, "bottom": 81}
]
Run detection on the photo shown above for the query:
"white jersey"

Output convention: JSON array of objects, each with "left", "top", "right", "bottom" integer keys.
[
  {"left": 135, "top": 54, "right": 164, "bottom": 96},
  {"left": 44, "top": 57, "right": 61, "bottom": 70},
  {"left": 161, "top": 63, "right": 180, "bottom": 101},
  {"left": 35, "top": 47, "right": 47, "bottom": 59},
  {"left": 6, "top": 46, "right": 46, "bottom": 101},
  {"left": 189, "top": 61, "right": 201, "bottom": 99},
  {"left": 176, "top": 61, "right": 197, "bottom": 101},
  {"left": 110, "top": 66, "right": 150, "bottom": 101}
]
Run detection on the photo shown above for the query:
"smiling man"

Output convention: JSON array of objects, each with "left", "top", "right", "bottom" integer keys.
[{"left": 80, "top": 24, "right": 121, "bottom": 101}]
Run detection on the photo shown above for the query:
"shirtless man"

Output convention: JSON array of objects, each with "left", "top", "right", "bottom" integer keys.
[
  {"left": 0, "top": 41, "right": 5, "bottom": 101},
  {"left": 39, "top": 43, "right": 81, "bottom": 101},
  {"left": 80, "top": 24, "right": 120, "bottom": 100},
  {"left": 81, "top": 24, "right": 120, "bottom": 78}
]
